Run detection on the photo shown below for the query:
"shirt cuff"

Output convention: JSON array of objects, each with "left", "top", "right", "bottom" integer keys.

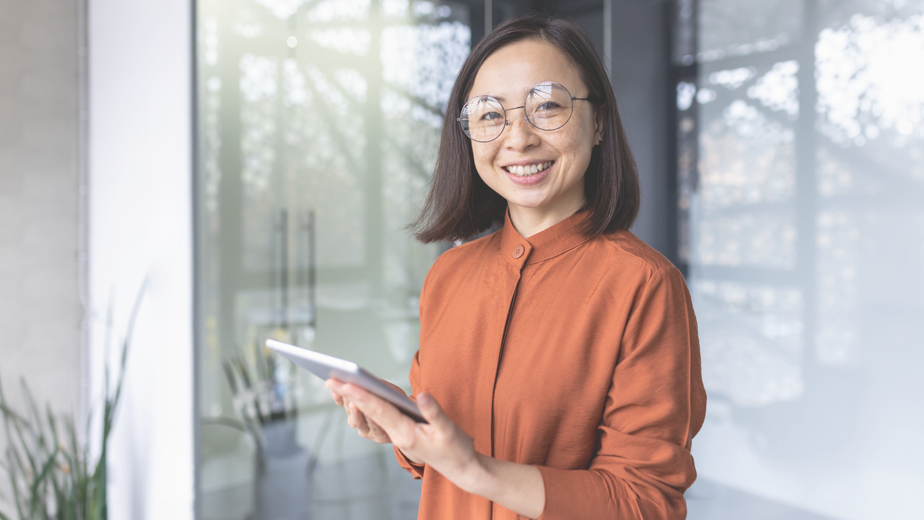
[
  {"left": 535, "top": 465, "right": 684, "bottom": 520},
  {"left": 393, "top": 445, "right": 425, "bottom": 479}
]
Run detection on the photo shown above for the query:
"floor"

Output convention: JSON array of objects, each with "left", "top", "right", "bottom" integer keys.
[
  {"left": 203, "top": 449, "right": 844, "bottom": 520},
  {"left": 202, "top": 447, "right": 422, "bottom": 520},
  {"left": 687, "top": 478, "right": 841, "bottom": 520},
  {"left": 201, "top": 415, "right": 839, "bottom": 520}
]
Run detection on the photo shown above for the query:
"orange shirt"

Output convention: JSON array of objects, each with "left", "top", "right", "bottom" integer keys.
[{"left": 396, "top": 211, "right": 707, "bottom": 520}]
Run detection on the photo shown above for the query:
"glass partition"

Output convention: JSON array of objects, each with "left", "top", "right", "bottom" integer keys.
[
  {"left": 195, "top": 1, "right": 471, "bottom": 518},
  {"left": 683, "top": 1, "right": 924, "bottom": 518}
]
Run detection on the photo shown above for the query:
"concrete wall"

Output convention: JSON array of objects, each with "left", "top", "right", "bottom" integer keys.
[
  {"left": 0, "top": 0, "right": 82, "bottom": 514},
  {"left": 0, "top": 0, "right": 195, "bottom": 517}
]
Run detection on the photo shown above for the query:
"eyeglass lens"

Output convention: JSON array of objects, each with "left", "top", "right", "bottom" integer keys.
[{"left": 460, "top": 82, "right": 575, "bottom": 142}]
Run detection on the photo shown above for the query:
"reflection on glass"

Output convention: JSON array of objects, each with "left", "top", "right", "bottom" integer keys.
[
  {"left": 694, "top": 63, "right": 797, "bottom": 269},
  {"left": 694, "top": 279, "right": 804, "bottom": 407},
  {"left": 816, "top": 10, "right": 924, "bottom": 169},
  {"left": 195, "top": 1, "right": 471, "bottom": 518},
  {"left": 698, "top": 0, "right": 802, "bottom": 61},
  {"left": 686, "top": 1, "right": 924, "bottom": 519}
]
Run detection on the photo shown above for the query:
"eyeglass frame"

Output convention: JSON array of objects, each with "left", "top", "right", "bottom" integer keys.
[{"left": 457, "top": 81, "right": 594, "bottom": 143}]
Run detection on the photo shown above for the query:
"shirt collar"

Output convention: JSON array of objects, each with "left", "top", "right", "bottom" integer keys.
[{"left": 499, "top": 209, "right": 593, "bottom": 268}]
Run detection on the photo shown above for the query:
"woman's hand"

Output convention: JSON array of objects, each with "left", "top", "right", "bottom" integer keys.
[
  {"left": 325, "top": 381, "right": 545, "bottom": 518},
  {"left": 325, "top": 379, "right": 393, "bottom": 444},
  {"left": 326, "top": 382, "right": 480, "bottom": 485}
]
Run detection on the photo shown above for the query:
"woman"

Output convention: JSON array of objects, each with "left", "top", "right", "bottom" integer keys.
[{"left": 326, "top": 14, "right": 706, "bottom": 520}]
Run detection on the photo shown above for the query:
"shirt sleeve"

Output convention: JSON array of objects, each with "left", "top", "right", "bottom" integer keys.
[
  {"left": 394, "top": 350, "right": 426, "bottom": 479},
  {"left": 537, "top": 266, "right": 707, "bottom": 520}
]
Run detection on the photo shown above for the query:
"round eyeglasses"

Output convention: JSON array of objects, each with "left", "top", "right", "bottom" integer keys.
[{"left": 458, "top": 81, "right": 592, "bottom": 143}]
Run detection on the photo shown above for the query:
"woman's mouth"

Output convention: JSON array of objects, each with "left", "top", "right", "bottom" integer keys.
[{"left": 503, "top": 161, "right": 554, "bottom": 177}]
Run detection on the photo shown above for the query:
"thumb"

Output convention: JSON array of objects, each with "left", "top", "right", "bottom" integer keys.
[{"left": 416, "top": 392, "right": 449, "bottom": 427}]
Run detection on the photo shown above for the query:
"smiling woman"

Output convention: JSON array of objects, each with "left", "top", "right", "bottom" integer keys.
[
  {"left": 466, "top": 41, "right": 603, "bottom": 237},
  {"left": 411, "top": 14, "right": 641, "bottom": 243},
  {"left": 327, "top": 13, "right": 706, "bottom": 520}
]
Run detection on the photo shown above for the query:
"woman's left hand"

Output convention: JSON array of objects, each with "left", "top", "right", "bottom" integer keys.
[
  {"left": 330, "top": 381, "right": 482, "bottom": 489},
  {"left": 329, "top": 381, "right": 545, "bottom": 518}
]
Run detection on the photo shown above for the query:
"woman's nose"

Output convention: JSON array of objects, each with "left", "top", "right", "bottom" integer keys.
[{"left": 503, "top": 110, "right": 539, "bottom": 149}]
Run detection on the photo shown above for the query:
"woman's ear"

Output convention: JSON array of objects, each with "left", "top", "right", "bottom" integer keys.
[{"left": 594, "top": 104, "right": 605, "bottom": 145}]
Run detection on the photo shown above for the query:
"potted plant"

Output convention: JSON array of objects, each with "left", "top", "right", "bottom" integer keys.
[{"left": 0, "top": 290, "right": 143, "bottom": 520}]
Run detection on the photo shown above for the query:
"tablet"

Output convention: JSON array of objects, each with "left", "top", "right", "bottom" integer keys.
[{"left": 265, "top": 339, "right": 426, "bottom": 423}]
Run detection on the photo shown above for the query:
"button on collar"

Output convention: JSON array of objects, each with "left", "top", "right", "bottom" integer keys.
[{"left": 512, "top": 245, "right": 525, "bottom": 259}]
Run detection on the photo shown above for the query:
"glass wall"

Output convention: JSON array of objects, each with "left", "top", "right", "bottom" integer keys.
[
  {"left": 194, "top": 1, "right": 608, "bottom": 519},
  {"left": 680, "top": 1, "right": 924, "bottom": 518},
  {"left": 195, "top": 1, "right": 471, "bottom": 518}
]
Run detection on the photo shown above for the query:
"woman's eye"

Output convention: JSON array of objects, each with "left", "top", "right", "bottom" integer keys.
[
  {"left": 480, "top": 111, "right": 503, "bottom": 121},
  {"left": 536, "top": 102, "right": 561, "bottom": 111}
]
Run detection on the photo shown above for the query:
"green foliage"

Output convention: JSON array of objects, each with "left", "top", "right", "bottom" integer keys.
[{"left": 0, "top": 287, "right": 144, "bottom": 520}]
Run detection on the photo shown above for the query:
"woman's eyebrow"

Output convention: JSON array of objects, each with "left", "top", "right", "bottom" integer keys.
[
  {"left": 475, "top": 90, "right": 531, "bottom": 103},
  {"left": 471, "top": 93, "right": 507, "bottom": 102},
  {"left": 487, "top": 88, "right": 535, "bottom": 103}
]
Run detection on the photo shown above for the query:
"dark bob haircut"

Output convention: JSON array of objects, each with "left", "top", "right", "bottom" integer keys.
[{"left": 412, "top": 13, "right": 640, "bottom": 243}]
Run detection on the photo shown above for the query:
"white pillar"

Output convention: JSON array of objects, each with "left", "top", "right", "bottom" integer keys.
[{"left": 88, "top": 0, "right": 194, "bottom": 518}]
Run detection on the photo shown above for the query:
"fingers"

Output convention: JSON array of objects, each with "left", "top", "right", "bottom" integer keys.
[
  {"left": 327, "top": 380, "right": 391, "bottom": 443},
  {"left": 338, "top": 387, "right": 473, "bottom": 474},
  {"left": 326, "top": 379, "right": 347, "bottom": 407},
  {"left": 349, "top": 401, "right": 393, "bottom": 443},
  {"left": 327, "top": 379, "right": 369, "bottom": 435},
  {"left": 366, "top": 419, "right": 386, "bottom": 441},
  {"left": 347, "top": 402, "right": 369, "bottom": 432},
  {"left": 416, "top": 391, "right": 451, "bottom": 430},
  {"left": 340, "top": 384, "right": 415, "bottom": 438},
  {"left": 328, "top": 380, "right": 409, "bottom": 445}
]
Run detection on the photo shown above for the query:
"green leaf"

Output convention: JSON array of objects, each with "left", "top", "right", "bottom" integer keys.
[
  {"left": 108, "top": 281, "right": 146, "bottom": 422},
  {"left": 10, "top": 408, "right": 40, "bottom": 490},
  {"left": 66, "top": 417, "right": 89, "bottom": 513},
  {"left": 43, "top": 405, "right": 68, "bottom": 513},
  {"left": 21, "top": 380, "right": 42, "bottom": 431},
  {"left": 49, "top": 461, "right": 65, "bottom": 520},
  {"left": 88, "top": 476, "right": 105, "bottom": 520},
  {"left": 61, "top": 493, "right": 78, "bottom": 520},
  {"left": 46, "top": 404, "right": 61, "bottom": 452},
  {"left": 88, "top": 444, "right": 107, "bottom": 519},
  {"left": 30, "top": 447, "right": 60, "bottom": 515},
  {"left": 21, "top": 380, "right": 52, "bottom": 462},
  {"left": 5, "top": 448, "right": 27, "bottom": 520},
  {"left": 0, "top": 284, "right": 145, "bottom": 520},
  {"left": 0, "top": 402, "right": 33, "bottom": 433}
]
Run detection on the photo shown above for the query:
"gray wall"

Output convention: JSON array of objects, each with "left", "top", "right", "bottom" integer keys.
[
  {"left": 0, "top": 0, "right": 82, "bottom": 512},
  {"left": 610, "top": 0, "right": 676, "bottom": 265}
]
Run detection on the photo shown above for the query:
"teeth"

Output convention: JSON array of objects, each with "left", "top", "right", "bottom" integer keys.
[{"left": 505, "top": 161, "right": 552, "bottom": 176}]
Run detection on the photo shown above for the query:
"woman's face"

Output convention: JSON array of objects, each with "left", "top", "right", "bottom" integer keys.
[{"left": 467, "top": 39, "right": 602, "bottom": 230}]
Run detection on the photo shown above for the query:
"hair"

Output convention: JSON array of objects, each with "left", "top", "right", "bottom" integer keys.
[{"left": 411, "top": 13, "right": 641, "bottom": 243}]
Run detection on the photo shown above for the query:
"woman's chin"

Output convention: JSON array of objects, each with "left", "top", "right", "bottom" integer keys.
[
  {"left": 506, "top": 189, "right": 586, "bottom": 221},
  {"left": 506, "top": 197, "right": 561, "bottom": 216}
]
